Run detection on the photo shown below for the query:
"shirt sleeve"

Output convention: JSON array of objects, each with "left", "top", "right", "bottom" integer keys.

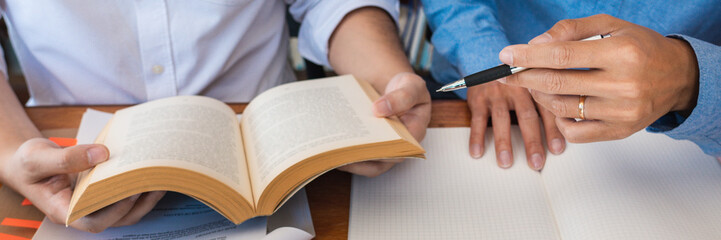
[
  {"left": 287, "top": 0, "right": 400, "bottom": 68},
  {"left": 0, "top": 41, "right": 9, "bottom": 81},
  {"left": 422, "top": 0, "right": 510, "bottom": 99},
  {"left": 647, "top": 35, "right": 721, "bottom": 157}
]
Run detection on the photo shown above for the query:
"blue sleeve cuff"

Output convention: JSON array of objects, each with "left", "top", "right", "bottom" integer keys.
[
  {"left": 429, "top": 34, "right": 509, "bottom": 100},
  {"left": 423, "top": 0, "right": 510, "bottom": 100},
  {"left": 646, "top": 34, "right": 721, "bottom": 157}
]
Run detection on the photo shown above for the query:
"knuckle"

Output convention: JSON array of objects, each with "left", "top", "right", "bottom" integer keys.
[
  {"left": 542, "top": 71, "right": 565, "bottom": 93},
  {"left": 549, "top": 96, "right": 568, "bottom": 116},
  {"left": 616, "top": 81, "right": 643, "bottom": 99},
  {"left": 394, "top": 90, "right": 412, "bottom": 105},
  {"left": 629, "top": 108, "right": 645, "bottom": 121},
  {"left": 525, "top": 139, "right": 543, "bottom": 149},
  {"left": 495, "top": 139, "right": 512, "bottom": 148},
  {"left": 516, "top": 108, "right": 539, "bottom": 122},
  {"left": 551, "top": 45, "right": 574, "bottom": 67},
  {"left": 397, "top": 73, "right": 416, "bottom": 86},
  {"left": 17, "top": 141, "right": 43, "bottom": 172},
  {"left": 617, "top": 39, "right": 645, "bottom": 65},
  {"left": 597, "top": 14, "right": 615, "bottom": 22},
  {"left": 554, "top": 19, "right": 578, "bottom": 35},
  {"left": 471, "top": 114, "right": 488, "bottom": 124},
  {"left": 57, "top": 150, "right": 73, "bottom": 172},
  {"left": 491, "top": 107, "right": 510, "bottom": 118}
]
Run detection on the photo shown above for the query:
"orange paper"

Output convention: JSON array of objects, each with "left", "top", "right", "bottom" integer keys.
[
  {"left": 0, "top": 233, "right": 31, "bottom": 240},
  {"left": 0, "top": 218, "right": 42, "bottom": 229},
  {"left": 48, "top": 137, "right": 77, "bottom": 147},
  {"left": 20, "top": 198, "right": 32, "bottom": 206}
]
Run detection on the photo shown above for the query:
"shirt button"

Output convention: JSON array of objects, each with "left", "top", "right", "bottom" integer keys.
[{"left": 152, "top": 65, "right": 164, "bottom": 74}]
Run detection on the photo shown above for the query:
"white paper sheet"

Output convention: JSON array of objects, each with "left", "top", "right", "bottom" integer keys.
[
  {"left": 350, "top": 127, "right": 721, "bottom": 240},
  {"left": 350, "top": 127, "right": 558, "bottom": 240}
]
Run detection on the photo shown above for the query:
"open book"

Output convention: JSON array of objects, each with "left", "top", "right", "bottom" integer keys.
[
  {"left": 350, "top": 128, "right": 721, "bottom": 240},
  {"left": 66, "top": 75, "right": 425, "bottom": 225}
]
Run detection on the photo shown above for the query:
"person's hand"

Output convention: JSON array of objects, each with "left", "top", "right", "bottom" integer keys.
[
  {"left": 466, "top": 81, "right": 565, "bottom": 171},
  {"left": 337, "top": 72, "right": 431, "bottom": 177},
  {"left": 0, "top": 139, "right": 166, "bottom": 233},
  {"left": 498, "top": 14, "right": 699, "bottom": 142}
]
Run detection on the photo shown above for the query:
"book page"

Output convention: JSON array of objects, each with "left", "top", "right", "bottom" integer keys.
[
  {"left": 349, "top": 128, "right": 560, "bottom": 240},
  {"left": 90, "top": 96, "right": 253, "bottom": 201},
  {"left": 542, "top": 131, "right": 721, "bottom": 239},
  {"left": 240, "top": 75, "right": 401, "bottom": 200}
]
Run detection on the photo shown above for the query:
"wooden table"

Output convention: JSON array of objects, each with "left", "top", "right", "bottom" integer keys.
[{"left": 15, "top": 99, "right": 471, "bottom": 239}]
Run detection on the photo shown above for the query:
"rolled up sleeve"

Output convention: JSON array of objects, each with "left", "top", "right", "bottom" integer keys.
[{"left": 288, "top": 0, "right": 399, "bottom": 67}]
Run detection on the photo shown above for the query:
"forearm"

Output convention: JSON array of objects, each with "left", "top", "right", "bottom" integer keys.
[
  {"left": 328, "top": 7, "right": 412, "bottom": 94},
  {"left": 0, "top": 80, "right": 42, "bottom": 177}
]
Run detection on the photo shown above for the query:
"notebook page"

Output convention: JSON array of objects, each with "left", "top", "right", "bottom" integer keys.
[
  {"left": 349, "top": 128, "right": 559, "bottom": 240},
  {"left": 542, "top": 130, "right": 721, "bottom": 239}
]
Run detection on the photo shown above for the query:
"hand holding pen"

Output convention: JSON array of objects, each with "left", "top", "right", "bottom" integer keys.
[
  {"left": 437, "top": 33, "right": 609, "bottom": 171},
  {"left": 437, "top": 34, "right": 610, "bottom": 92},
  {"left": 481, "top": 14, "right": 699, "bottom": 143}
]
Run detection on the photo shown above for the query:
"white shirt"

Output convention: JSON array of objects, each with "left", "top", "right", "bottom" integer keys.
[{"left": 0, "top": 0, "right": 398, "bottom": 106}]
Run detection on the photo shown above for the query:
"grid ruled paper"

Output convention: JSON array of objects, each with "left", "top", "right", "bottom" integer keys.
[
  {"left": 543, "top": 130, "right": 721, "bottom": 239},
  {"left": 350, "top": 127, "right": 721, "bottom": 240},
  {"left": 349, "top": 128, "right": 559, "bottom": 240}
]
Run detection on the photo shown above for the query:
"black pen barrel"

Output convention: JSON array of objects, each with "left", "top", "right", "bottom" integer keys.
[{"left": 464, "top": 64, "right": 512, "bottom": 87}]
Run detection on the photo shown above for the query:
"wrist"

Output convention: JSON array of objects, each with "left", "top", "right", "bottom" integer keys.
[{"left": 668, "top": 37, "right": 699, "bottom": 117}]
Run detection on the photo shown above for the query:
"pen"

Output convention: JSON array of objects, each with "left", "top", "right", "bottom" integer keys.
[{"left": 436, "top": 34, "right": 611, "bottom": 92}]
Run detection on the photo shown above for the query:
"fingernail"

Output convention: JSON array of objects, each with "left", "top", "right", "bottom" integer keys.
[
  {"left": 529, "top": 33, "right": 552, "bottom": 44},
  {"left": 87, "top": 146, "right": 108, "bottom": 165},
  {"left": 470, "top": 144, "right": 483, "bottom": 159},
  {"left": 531, "top": 153, "right": 544, "bottom": 171},
  {"left": 550, "top": 138, "right": 565, "bottom": 154},
  {"left": 373, "top": 98, "right": 392, "bottom": 117},
  {"left": 499, "top": 150, "right": 512, "bottom": 168},
  {"left": 499, "top": 48, "right": 514, "bottom": 65},
  {"left": 129, "top": 194, "right": 141, "bottom": 201},
  {"left": 497, "top": 77, "right": 507, "bottom": 84}
]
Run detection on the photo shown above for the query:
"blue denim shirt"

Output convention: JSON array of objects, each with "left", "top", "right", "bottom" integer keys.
[{"left": 423, "top": 0, "right": 721, "bottom": 157}]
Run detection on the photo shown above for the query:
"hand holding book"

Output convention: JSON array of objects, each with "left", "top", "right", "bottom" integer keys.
[
  {"left": 0, "top": 138, "right": 166, "bottom": 233},
  {"left": 339, "top": 72, "right": 431, "bottom": 177},
  {"left": 65, "top": 75, "right": 425, "bottom": 228}
]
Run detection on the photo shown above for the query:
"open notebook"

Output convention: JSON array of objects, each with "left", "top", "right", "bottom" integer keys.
[{"left": 350, "top": 127, "right": 721, "bottom": 239}]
